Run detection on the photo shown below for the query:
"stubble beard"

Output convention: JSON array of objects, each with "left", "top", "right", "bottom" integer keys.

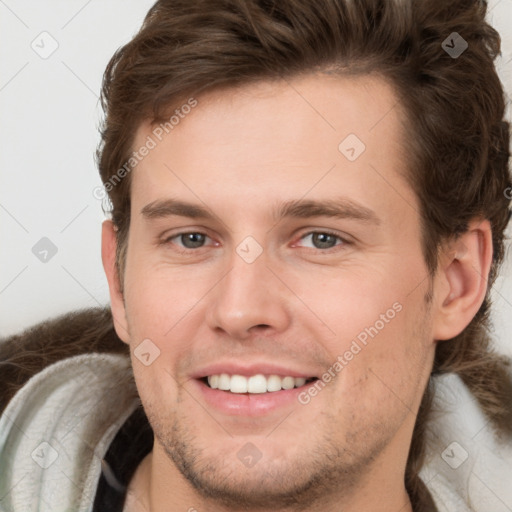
[{"left": 143, "top": 398, "right": 395, "bottom": 511}]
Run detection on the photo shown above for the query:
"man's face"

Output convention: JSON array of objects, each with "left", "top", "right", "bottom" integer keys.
[{"left": 110, "top": 74, "right": 437, "bottom": 507}]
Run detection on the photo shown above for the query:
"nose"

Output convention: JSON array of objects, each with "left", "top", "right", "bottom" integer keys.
[{"left": 205, "top": 246, "right": 292, "bottom": 340}]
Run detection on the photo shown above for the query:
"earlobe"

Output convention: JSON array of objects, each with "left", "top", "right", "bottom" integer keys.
[
  {"left": 101, "top": 220, "right": 130, "bottom": 344},
  {"left": 432, "top": 219, "right": 493, "bottom": 341}
]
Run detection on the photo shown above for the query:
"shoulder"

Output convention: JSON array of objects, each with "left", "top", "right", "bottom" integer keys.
[
  {"left": 0, "top": 307, "right": 129, "bottom": 415},
  {"left": 0, "top": 350, "right": 139, "bottom": 512},
  {"left": 421, "top": 373, "right": 512, "bottom": 511}
]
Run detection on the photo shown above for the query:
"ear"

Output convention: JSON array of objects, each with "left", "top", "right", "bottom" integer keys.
[
  {"left": 101, "top": 220, "right": 130, "bottom": 344},
  {"left": 432, "top": 219, "right": 493, "bottom": 341}
]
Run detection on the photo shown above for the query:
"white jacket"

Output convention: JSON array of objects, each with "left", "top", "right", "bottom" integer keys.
[{"left": 0, "top": 353, "right": 511, "bottom": 511}]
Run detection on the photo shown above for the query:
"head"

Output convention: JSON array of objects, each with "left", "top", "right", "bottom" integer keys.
[{"left": 98, "top": 0, "right": 512, "bottom": 509}]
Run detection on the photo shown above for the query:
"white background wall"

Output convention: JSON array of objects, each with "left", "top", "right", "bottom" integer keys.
[
  {"left": 0, "top": 0, "right": 512, "bottom": 362},
  {"left": 0, "top": 0, "right": 155, "bottom": 337}
]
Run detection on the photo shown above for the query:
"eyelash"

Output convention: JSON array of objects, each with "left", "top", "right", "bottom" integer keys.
[{"left": 160, "top": 229, "right": 351, "bottom": 254}]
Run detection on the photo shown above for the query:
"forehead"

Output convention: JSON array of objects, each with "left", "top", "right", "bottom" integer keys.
[
  {"left": 133, "top": 72, "right": 405, "bottom": 153},
  {"left": 129, "top": 73, "right": 415, "bottom": 225}
]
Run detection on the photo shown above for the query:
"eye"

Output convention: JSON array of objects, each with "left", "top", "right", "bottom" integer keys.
[
  {"left": 161, "top": 229, "right": 350, "bottom": 254},
  {"left": 295, "top": 230, "right": 348, "bottom": 251},
  {"left": 163, "top": 231, "right": 214, "bottom": 251}
]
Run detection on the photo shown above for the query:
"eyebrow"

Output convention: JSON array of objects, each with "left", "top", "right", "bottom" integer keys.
[{"left": 140, "top": 196, "right": 381, "bottom": 225}]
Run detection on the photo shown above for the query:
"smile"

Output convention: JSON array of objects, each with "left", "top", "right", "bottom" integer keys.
[{"left": 204, "top": 373, "right": 317, "bottom": 394}]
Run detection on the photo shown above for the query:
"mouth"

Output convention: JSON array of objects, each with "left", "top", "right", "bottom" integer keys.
[
  {"left": 191, "top": 364, "right": 322, "bottom": 415},
  {"left": 199, "top": 374, "right": 319, "bottom": 394}
]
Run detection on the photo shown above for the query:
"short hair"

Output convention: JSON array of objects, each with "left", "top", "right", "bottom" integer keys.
[{"left": 95, "top": 0, "right": 512, "bottom": 507}]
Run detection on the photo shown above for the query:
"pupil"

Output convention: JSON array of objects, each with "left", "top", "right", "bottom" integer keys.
[
  {"left": 183, "top": 233, "right": 205, "bottom": 248},
  {"left": 313, "top": 233, "right": 336, "bottom": 249}
]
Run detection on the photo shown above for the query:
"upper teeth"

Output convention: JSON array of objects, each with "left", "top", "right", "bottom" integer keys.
[{"left": 207, "top": 374, "right": 308, "bottom": 393}]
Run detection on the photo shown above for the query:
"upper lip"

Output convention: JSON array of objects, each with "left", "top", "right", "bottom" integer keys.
[{"left": 190, "top": 361, "right": 320, "bottom": 380}]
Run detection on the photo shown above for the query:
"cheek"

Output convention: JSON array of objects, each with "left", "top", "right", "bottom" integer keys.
[
  {"left": 330, "top": 297, "right": 431, "bottom": 423},
  {"left": 293, "top": 267, "right": 403, "bottom": 340},
  {"left": 123, "top": 260, "right": 191, "bottom": 337},
  {"left": 310, "top": 261, "right": 431, "bottom": 390},
  {"left": 122, "top": 266, "right": 203, "bottom": 393},
  {"left": 128, "top": 342, "right": 182, "bottom": 418}
]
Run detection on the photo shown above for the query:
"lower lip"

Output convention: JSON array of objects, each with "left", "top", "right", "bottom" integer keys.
[{"left": 192, "top": 378, "right": 316, "bottom": 416}]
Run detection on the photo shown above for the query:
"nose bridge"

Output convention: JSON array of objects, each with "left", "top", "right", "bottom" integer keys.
[{"left": 206, "top": 241, "right": 291, "bottom": 337}]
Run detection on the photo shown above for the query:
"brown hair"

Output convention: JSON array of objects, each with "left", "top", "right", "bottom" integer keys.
[{"left": 2, "top": 1, "right": 511, "bottom": 510}]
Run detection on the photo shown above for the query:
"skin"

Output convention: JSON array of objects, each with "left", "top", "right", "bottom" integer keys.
[{"left": 101, "top": 74, "right": 492, "bottom": 512}]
